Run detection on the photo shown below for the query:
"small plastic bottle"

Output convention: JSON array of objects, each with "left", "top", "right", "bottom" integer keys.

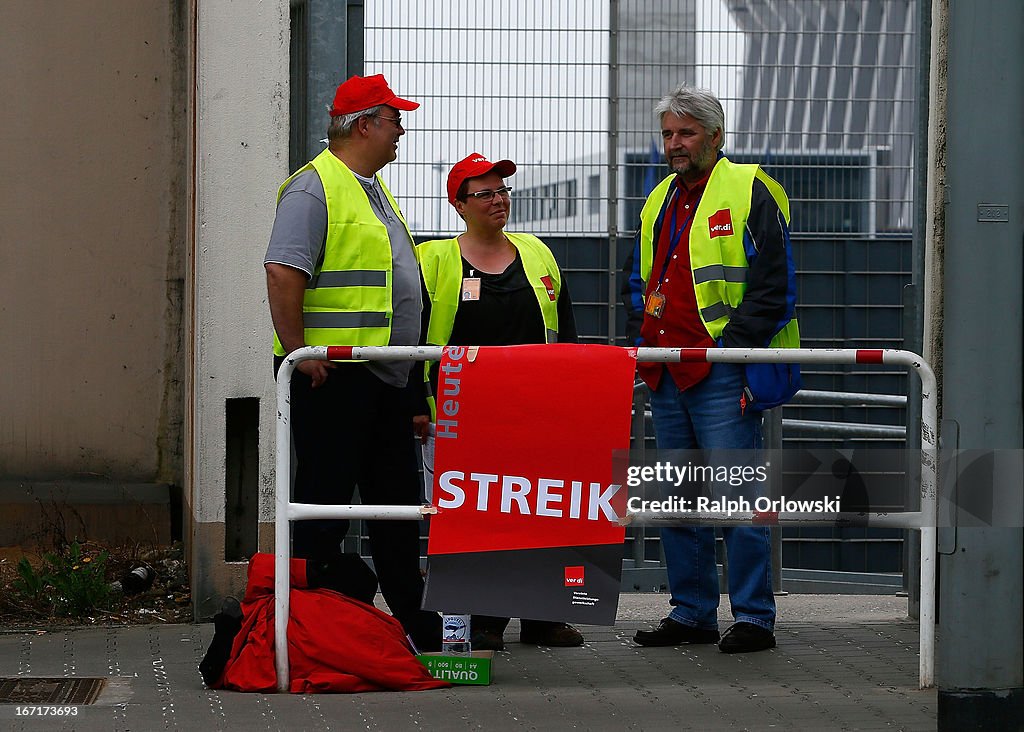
[{"left": 441, "top": 613, "right": 472, "bottom": 656}]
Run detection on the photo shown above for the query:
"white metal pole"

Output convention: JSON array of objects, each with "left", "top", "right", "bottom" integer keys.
[
  {"left": 274, "top": 346, "right": 326, "bottom": 692},
  {"left": 273, "top": 352, "right": 295, "bottom": 692},
  {"left": 909, "top": 356, "right": 938, "bottom": 689}
]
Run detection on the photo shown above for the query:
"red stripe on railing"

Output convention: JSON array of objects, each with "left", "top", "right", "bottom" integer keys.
[
  {"left": 326, "top": 346, "right": 353, "bottom": 360},
  {"left": 856, "top": 349, "right": 885, "bottom": 364},
  {"left": 679, "top": 348, "right": 710, "bottom": 362},
  {"left": 753, "top": 511, "right": 779, "bottom": 525}
]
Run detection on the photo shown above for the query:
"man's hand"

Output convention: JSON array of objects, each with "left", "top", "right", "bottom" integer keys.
[
  {"left": 267, "top": 263, "right": 339, "bottom": 385},
  {"left": 412, "top": 414, "right": 432, "bottom": 443},
  {"left": 298, "top": 359, "right": 336, "bottom": 388}
]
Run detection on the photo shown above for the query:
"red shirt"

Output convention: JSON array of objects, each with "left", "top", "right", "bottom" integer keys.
[{"left": 638, "top": 174, "right": 715, "bottom": 392}]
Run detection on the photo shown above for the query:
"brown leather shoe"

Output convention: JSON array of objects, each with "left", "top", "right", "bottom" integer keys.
[{"left": 519, "top": 621, "right": 584, "bottom": 647}]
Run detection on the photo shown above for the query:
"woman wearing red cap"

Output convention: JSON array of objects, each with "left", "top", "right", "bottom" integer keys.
[{"left": 415, "top": 153, "right": 582, "bottom": 651}]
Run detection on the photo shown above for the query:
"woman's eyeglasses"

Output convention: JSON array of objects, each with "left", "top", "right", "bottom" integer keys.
[{"left": 467, "top": 186, "right": 513, "bottom": 201}]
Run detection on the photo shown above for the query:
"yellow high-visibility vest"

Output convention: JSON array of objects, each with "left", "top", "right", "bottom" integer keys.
[
  {"left": 638, "top": 159, "right": 799, "bottom": 349},
  {"left": 417, "top": 232, "right": 562, "bottom": 418},
  {"left": 417, "top": 232, "right": 561, "bottom": 346},
  {"left": 272, "top": 148, "right": 417, "bottom": 356}
]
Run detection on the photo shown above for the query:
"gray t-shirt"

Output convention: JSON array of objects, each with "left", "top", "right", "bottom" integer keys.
[{"left": 264, "top": 167, "right": 421, "bottom": 387}]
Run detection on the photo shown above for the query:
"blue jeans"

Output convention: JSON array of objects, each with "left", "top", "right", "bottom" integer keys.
[{"left": 648, "top": 363, "right": 775, "bottom": 631}]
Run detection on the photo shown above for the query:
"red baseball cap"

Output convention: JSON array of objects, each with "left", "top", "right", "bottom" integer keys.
[
  {"left": 447, "top": 153, "right": 517, "bottom": 204},
  {"left": 329, "top": 74, "right": 419, "bottom": 117}
]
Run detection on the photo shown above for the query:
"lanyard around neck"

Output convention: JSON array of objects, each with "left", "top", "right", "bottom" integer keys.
[{"left": 654, "top": 184, "right": 698, "bottom": 289}]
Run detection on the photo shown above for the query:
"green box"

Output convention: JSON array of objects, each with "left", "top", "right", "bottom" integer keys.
[{"left": 416, "top": 650, "right": 494, "bottom": 685}]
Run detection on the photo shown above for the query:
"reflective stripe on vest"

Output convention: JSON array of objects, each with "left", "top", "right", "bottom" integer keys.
[
  {"left": 699, "top": 301, "right": 732, "bottom": 324},
  {"left": 638, "top": 158, "right": 798, "bottom": 348},
  {"left": 302, "top": 311, "right": 390, "bottom": 329},
  {"left": 272, "top": 149, "right": 416, "bottom": 355},
  {"left": 692, "top": 264, "right": 748, "bottom": 285},
  {"left": 308, "top": 270, "right": 388, "bottom": 289}
]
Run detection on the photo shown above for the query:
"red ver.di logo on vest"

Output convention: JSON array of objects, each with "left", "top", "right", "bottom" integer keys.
[
  {"left": 540, "top": 275, "right": 556, "bottom": 301},
  {"left": 708, "top": 208, "right": 733, "bottom": 238}
]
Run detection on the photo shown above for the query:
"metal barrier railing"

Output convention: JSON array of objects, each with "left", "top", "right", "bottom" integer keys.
[
  {"left": 783, "top": 388, "right": 909, "bottom": 439},
  {"left": 275, "top": 345, "right": 937, "bottom": 691},
  {"left": 626, "top": 385, "right": 913, "bottom": 593},
  {"left": 790, "top": 389, "right": 909, "bottom": 407}
]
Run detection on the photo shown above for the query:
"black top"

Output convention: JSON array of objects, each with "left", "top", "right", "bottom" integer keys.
[
  {"left": 447, "top": 252, "right": 577, "bottom": 346},
  {"left": 421, "top": 250, "right": 578, "bottom": 399}
]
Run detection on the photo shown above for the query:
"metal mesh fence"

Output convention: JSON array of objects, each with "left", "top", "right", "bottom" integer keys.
[
  {"left": 365, "top": 0, "right": 919, "bottom": 356},
  {"left": 366, "top": 0, "right": 918, "bottom": 234},
  {"left": 353, "top": 0, "right": 922, "bottom": 577},
  {"left": 365, "top": 1, "right": 609, "bottom": 237},
  {"left": 366, "top": 0, "right": 920, "bottom": 439}
]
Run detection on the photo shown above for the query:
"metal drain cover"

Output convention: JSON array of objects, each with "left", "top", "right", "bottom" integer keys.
[{"left": 0, "top": 677, "right": 106, "bottom": 705}]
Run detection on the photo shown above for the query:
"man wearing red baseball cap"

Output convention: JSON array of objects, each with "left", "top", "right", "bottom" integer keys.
[
  {"left": 329, "top": 73, "right": 420, "bottom": 118},
  {"left": 264, "top": 74, "right": 441, "bottom": 650}
]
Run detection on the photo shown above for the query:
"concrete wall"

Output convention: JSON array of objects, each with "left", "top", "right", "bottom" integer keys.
[
  {"left": 0, "top": 2, "right": 185, "bottom": 522},
  {"left": 188, "top": 0, "right": 289, "bottom": 616},
  {"left": 1, "top": 0, "right": 304, "bottom": 616}
]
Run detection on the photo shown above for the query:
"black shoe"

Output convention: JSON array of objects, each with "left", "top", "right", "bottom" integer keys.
[
  {"left": 633, "top": 617, "right": 720, "bottom": 647},
  {"left": 471, "top": 629, "right": 505, "bottom": 651},
  {"left": 718, "top": 622, "right": 776, "bottom": 653},
  {"left": 520, "top": 622, "right": 584, "bottom": 647}
]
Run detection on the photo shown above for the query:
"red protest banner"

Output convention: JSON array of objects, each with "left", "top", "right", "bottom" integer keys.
[
  {"left": 423, "top": 344, "right": 636, "bottom": 625},
  {"left": 428, "top": 344, "right": 635, "bottom": 554}
]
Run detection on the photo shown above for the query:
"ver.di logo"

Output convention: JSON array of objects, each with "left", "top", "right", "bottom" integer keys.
[
  {"left": 564, "top": 565, "right": 585, "bottom": 586},
  {"left": 708, "top": 208, "right": 733, "bottom": 238},
  {"left": 540, "top": 275, "right": 556, "bottom": 301}
]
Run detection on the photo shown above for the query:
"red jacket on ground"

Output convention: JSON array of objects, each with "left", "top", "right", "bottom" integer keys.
[{"left": 216, "top": 553, "right": 449, "bottom": 693}]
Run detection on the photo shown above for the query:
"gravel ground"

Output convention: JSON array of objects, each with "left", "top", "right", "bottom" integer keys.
[{"left": 0, "top": 541, "right": 192, "bottom": 630}]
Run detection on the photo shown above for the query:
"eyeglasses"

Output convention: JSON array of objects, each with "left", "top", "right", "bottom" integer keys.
[
  {"left": 371, "top": 113, "right": 403, "bottom": 128},
  {"left": 466, "top": 186, "right": 513, "bottom": 202}
]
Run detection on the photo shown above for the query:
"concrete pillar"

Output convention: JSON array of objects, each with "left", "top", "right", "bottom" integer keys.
[
  {"left": 934, "top": 0, "right": 1024, "bottom": 726},
  {"left": 187, "top": 0, "right": 289, "bottom": 617}
]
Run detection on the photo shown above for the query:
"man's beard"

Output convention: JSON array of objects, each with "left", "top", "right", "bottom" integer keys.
[{"left": 672, "top": 142, "right": 714, "bottom": 177}]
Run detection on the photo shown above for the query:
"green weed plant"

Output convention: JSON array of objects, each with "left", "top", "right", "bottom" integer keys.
[{"left": 13, "top": 541, "right": 113, "bottom": 618}]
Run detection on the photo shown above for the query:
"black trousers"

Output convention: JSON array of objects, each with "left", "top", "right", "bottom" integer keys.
[{"left": 278, "top": 358, "right": 438, "bottom": 645}]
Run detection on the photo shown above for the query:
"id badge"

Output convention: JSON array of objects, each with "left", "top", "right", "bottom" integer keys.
[
  {"left": 461, "top": 277, "right": 481, "bottom": 301},
  {"left": 645, "top": 290, "right": 666, "bottom": 318}
]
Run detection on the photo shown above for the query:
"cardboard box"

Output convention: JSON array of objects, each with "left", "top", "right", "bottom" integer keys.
[{"left": 416, "top": 650, "right": 494, "bottom": 685}]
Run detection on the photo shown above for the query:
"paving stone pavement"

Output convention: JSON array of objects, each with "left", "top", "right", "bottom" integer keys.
[{"left": 0, "top": 595, "right": 936, "bottom": 731}]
